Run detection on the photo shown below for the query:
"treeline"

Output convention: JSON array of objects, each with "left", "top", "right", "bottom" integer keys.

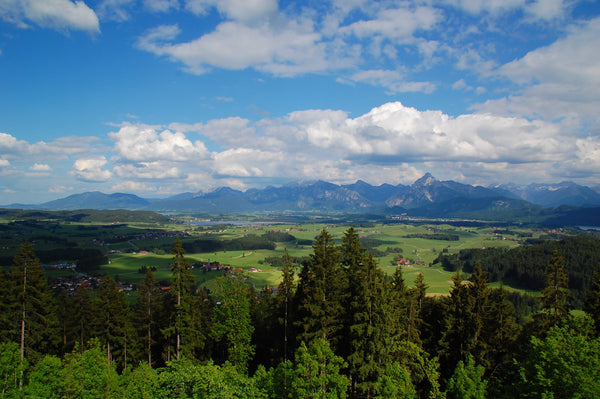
[
  {"left": 0, "top": 208, "right": 169, "bottom": 223},
  {"left": 404, "top": 233, "right": 460, "bottom": 241},
  {"left": 182, "top": 230, "right": 311, "bottom": 254},
  {"left": 436, "top": 236, "right": 600, "bottom": 305},
  {"left": 182, "top": 234, "right": 276, "bottom": 253},
  {"left": 0, "top": 247, "right": 106, "bottom": 273},
  {"left": 2, "top": 231, "right": 600, "bottom": 398}
]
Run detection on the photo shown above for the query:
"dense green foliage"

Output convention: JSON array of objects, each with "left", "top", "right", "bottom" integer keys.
[
  {"left": 182, "top": 234, "right": 276, "bottom": 253},
  {"left": 1, "top": 231, "right": 600, "bottom": 398},
  {"left": 436, "top": 236, "right": 600, "bottom": 305}
]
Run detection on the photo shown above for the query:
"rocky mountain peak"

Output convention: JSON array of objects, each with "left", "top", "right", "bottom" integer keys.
[{"left": 413, "top": 173, "right": 437, "bottom": 187}]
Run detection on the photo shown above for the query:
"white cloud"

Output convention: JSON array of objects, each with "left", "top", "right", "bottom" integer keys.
[
  {"left": 0, "top": 132, "right": 99, "bottom": 159},
  {"left": 111, "top": 180, "right": 154, "bottom": 193},
  {"left": 144, "top": 0, "right": 179, "bottom": 13},
  {"left": 0, "top": 159, "right": 10, "bottom": 168},
  {"left": 199, "top": 117, "right": 256, "bottom": 147},
  {"left": 342, "top": 6, "right": 441, "bottom": 40},
  {"left": 72, "top": 157, "right": 112, "bottom": 182},
  {"left": 445, "top": 0, "right": 528, "bottom": 16},
  {"left": 113, "top": 161, "right": 182, "bottom": 180},
  {"left": 213, "top": 148, "right": 287, "bottom": 177},
  {"left": 97, "top": 0, "right": 135, "bottom": 21},
  {"left": 49, "top": 185, "right": 68, "bottom": 193},
  {"left": 108, "top": 123, "right": 210, "bottom": 162},
  {"left": 29, "top": 163, "right": 52, "bottom": 172},
  {"left": 185, "top": 0, "right": 277, "bottom": 21},
  {"left": 137, "top": 18, "right": 335, "bottom": 76},
  {"left": 525, "top": 0, "right": 567, "bottom": 21},
  {"left": 348, "top": 69, "right": 436, "bottom": 93},
  {"left": 0, "top": 0, "right": 100, "bottom": 32},
  {"left": 478, "top": 17, "right": 600, "bottom": 123}
]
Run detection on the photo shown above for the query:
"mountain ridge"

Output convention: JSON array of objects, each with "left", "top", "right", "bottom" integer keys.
[{"left": 3, "top": 175, "right": 600, "bottom": 223}]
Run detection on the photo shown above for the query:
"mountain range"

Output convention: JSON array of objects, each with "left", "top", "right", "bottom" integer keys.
[{"left": 4, "top": 174, "right": 600, "bottom": 225}]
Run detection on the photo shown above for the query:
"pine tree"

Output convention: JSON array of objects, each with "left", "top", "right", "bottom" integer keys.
[
  {"left": 277, "top": 248, "right": 296, "bottom": 366},
  {"left": 132, "top": 268, "right": 162, "bottom": 366},
  {"left": 541, "top": 249, "right": 571, "bottom": 327},
  {"left": 295, "top": 229, "right": 346, "bottom": 350},
  {"left": 583, "top": 268, "right": 600, "bottom": 336},
  {"left": 167, "top": 238, "right": 195, "bottom": 361},
  {"left": 343, "top": 227, "right": 392, "bottom": 397},
  {"left": 406, "top": 273, "right": 427, "bottom": 346},
  {"left": 483, "top": 285, "right": 521, "bottom": 395},
  {"left": 67, "top": 283, "right": 100, "bottom": 355},
  {"left": 468, "top": 261, "right": 490, "bottom": 367},
  {"left": 9, "top": 242, "right": 60, "bottom": 366},
  {"left": 213, "top": 268, "right": 255, "bottom": 373},
  {"left": 440, "top": 269, "right": 476, "bottom": 378},
  {"left": 97, "top": 274, "right": 128, "bottom": 369},
  {"left": 0, "top": 269, "right": 13, "bottom": 344}
]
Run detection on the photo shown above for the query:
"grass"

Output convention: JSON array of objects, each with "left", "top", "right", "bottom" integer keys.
[
  {"left": 100, "top": 222, "right": 542, "bottom": 296},
  {"left": 0, "top": 216, "right": 546, "bottom": 297}
]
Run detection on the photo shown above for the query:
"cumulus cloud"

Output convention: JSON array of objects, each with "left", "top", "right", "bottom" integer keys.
[
  {"left": 213, "top": 148, "right": 288, "bottom": 177},
  {"left": 29, "top": 163, "right": 52, "bottom": 172},
  {"left": 72, "top": 157, "right": 112, "bottom": 182},
  {"left": 0, "top": 132, "right": 99, "bottom": 159},
  {"left": 137, "top": 18, "right": 333, "bottom": 76},
  {"left": 477, "top": 17, "right": 600, "bottom": 124},
  {"left": 0, "top": 159, "right": 10, "bottom": 168},
  {"left": 108, "top": 123, "right": 210, "bottom": 162},
  {"left": 0, "top": 0, "right": 100, "bottom": 32},
  {"left": 113, "top": 161, "right": 182, "bottom": 179},
  {"left": 342, "top": 6, "right": 441, "bottom": 40}
]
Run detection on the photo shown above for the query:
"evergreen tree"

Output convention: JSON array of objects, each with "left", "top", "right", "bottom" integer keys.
[
  {"left": 132, "top": 268, "right": 163, "bottom": 366},
  {"left": 344, "top": 227, "right": 391, "bottom": 397},
  {"left": 406, "top": 273, "right": 427, "bottom": 345},
  {"left": 440, "top": 269, "right": 476, "bottom": 378},
  {"left": 67, "top": 283, "right": 100, "bottom": 355},
  {"left": 583, "top": 268, "right": 600, "bottom": 336},
  {"left": 9, "top": 242, "right": 60, "bottom": 367},
  {"left": 0, "top": 269, "right": 13, "bottom": 344},
  {"left": 483, "top": 286, "right": 521, "bottom": 396},
  {"left": 540, "top": 249, "right": 571, "bottom": 327},
  {"left": 295, "top": 230, "right": 346, "bottom": 351},
  {"left": 251, "top": 285, "right": 278, "bottom": 370},
  {"left": 97, "top": 274, "right": 129, "bottom": 369},
  {"left": 166, "top": 238, "right": 195, "bottom": 361},
  {"left": 468, "top": 262, "right": 490, "bottom": 367},
  {"left": 213, "top": 268, "right": 255, "bottom": 373},
  {"left": 277, "top": 248, "right": 296, "bottom": 366}
]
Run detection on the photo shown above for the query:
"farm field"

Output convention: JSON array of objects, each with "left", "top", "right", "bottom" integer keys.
[
  {"left": 103, "top": 221, "right": 543, "bottom": 295},
  {"left": 0, "top": 211, "right": 556, "bottom": 295}
]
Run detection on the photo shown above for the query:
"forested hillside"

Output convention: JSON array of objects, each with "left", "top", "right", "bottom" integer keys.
[
  {"left": 1, "top": 231, "right": 600, "bottom": 398},
  {"left": 436, "top": 236, "right": 600, "bottom": 306}
]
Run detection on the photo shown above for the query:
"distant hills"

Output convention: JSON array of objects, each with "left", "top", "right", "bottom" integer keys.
[{"left": 4, "top": 174, "right": 600, "bottom": 225}]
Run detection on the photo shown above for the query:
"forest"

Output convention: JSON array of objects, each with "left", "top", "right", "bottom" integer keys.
[{"left": 1, "top": 227, "right": 600, "bottom": 398}]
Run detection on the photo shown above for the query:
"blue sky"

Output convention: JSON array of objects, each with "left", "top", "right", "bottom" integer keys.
[{"left": 1, "top": 0, "right": 600, "bottom": 204}]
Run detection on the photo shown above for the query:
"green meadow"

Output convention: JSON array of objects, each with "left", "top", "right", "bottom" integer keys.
[{"left": 102, "top": 222, "right": 541, "bottom": 295}]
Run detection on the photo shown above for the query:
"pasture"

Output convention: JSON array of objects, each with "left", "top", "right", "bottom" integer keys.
[{"left": 103, "top": 222, "right": 539, "bottom": 295}]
